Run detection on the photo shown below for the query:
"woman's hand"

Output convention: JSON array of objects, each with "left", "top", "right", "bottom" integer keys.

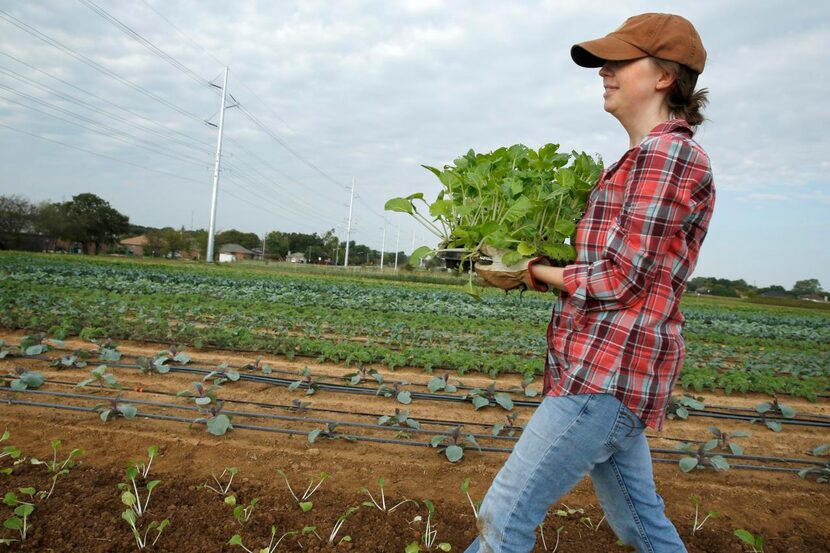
[{"left": 528, "top": 264, "right": 567, "bottom": 292}]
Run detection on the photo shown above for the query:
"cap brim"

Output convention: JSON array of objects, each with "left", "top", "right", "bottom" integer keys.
[{"left": 571, "top": 36, "right": 649, "bottom": 68}]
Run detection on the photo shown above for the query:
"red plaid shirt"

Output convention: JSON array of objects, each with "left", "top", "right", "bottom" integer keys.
[{"left": 543, "top": 119, "right": 715, "bottom": 430}]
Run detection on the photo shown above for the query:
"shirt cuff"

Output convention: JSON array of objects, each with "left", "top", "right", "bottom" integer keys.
[{"left": 562, "top": 263, "right": 583, "bottom": 296}]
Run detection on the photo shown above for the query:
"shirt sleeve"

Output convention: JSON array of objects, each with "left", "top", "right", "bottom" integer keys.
[{"left": 562, "top": 134, "right": 707, "bottom": 311}]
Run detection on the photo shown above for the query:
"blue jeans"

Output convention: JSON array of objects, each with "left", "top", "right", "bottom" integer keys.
[{"left": 465, "top": 394, "right": 686, "bottom": 553}]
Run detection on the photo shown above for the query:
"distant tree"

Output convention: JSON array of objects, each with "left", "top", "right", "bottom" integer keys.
[
  {"left": 44, "top": 193, "right": 130, "bottom": 254},
  {"left": 0, "top": 195, "right": 36, "bottom": 235},
  {"left": 791, "top": 279, "right": 823, "bottom": 297},
  {"left": 215, "top": 229, "right": 261, "bottom": 251},
  {"left": 143, "top": 230, "right": 166, "bottom": 257},
  {"left": 161, "top": 227, "right": 190, "bottom": 257},
  {"left": 264, "top": 231, "right": 291, "bottom": 259}
]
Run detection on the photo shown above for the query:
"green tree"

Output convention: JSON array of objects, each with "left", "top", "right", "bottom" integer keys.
[
  {"left": 161, "top": 227, "right": 190, "bottom": 257},
  {"left": 0, "top": 194, "right": 36, "bottom": 235},
  {"left": 215, "top": 229, "right": 261, "bottom": 251},
  {"left": 57, "top": 193, "right": 130, "bottom": 254},
  {"left": 791, "top": 279, "right": 823, "bottom": 297},
  {"left": 264, "top": 231, "right": 290, "bottom": 259}
]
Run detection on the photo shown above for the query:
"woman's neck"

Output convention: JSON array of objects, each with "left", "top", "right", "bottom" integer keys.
[{"left": 618, "top": 104, "right": 672, "bottom": 149}]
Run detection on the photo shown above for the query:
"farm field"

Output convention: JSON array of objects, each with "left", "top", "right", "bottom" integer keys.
[{"left": 1, "top": 252, "right": 829, "bottom": 552}]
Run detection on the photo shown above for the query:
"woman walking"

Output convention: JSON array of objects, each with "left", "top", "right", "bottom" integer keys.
[{"left": 467, "top": 13, "right": 715, "bottom": 553}]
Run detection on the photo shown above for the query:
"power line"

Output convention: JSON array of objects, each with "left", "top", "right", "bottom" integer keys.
[{"left": 0, "top": 9, "right": 206, "bottom": 123}]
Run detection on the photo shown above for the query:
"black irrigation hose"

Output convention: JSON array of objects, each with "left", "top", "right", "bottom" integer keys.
[
  {"left": 19, "top": 354, "right": 830, "bottom": 427},
  {"left": 0, "top": 398, "right": 811, "bottom": 474},
  {"left": 3, "top": 388, "right": 826, "bottom": 469}
]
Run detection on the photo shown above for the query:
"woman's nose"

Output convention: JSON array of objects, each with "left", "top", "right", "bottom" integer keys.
[{"left": 599, "top": 63, "right": 612, "bottom": 77}]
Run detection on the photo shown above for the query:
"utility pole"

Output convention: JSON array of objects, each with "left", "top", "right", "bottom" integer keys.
[
  {"left": 335, "top": 245, "right": 339, "bottom": 266},
  {"left": 394, "top": 226, "right": 400, "bottom": 270},
  {"left": 344, "top": 178, "right": 355, "bottom": 267},
  {"left": 380, "top": 217, "right": 386, "bottom": 272},
  {"left": 262, "top": 232, "right": 267, "bottom": 263},
  {"left": 206, "top": 67, "right": 229, "bottom": 263}
]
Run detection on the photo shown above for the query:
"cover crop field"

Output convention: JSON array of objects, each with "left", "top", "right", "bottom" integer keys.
[{"left": 0, "top": 252, "right": 828, "bottom": 552}]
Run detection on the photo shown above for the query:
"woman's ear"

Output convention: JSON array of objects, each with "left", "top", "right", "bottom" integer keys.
[{"left": 655, "top": 66, "right": 676, "bottom": 92}]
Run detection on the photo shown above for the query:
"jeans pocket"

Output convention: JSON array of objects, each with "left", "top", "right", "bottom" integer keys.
[{"left": 617, "top": 402, "right": 645, "bottom": 438}]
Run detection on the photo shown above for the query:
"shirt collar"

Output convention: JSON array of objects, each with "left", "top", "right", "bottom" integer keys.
[{"left": 645, "top": 118, "right": 694, "bottom": 141}]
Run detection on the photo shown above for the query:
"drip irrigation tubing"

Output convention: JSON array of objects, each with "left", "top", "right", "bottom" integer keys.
[
  {"left": 2, "top": 388, "right": 826, "bottom": 469},
  {"left": 0, "top": 398, "right": 813, "bottom": 474},
  {"left": 24, "top": 355, "right": 830, "bottom": 428}
]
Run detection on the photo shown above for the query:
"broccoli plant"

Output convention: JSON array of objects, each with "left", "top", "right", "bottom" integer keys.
[
  {"left": 465, "top": 383, "right": 513, "bottom": 411},
  {"left": 157, "top": 344, "right": 191, "bottom": 365},
  {"left": 427, "top": 373, "right": 460, "bottom": 393},
  {"left": 509, "top": 374, "right": 539, "bottom": 398},
  {"left": 492, "top": 412, "right": 521, "bottom": 437},
  {"left": 378, "top": 408, "right": 421, "bottom": 430},
  {"left": 204, "top": 362, "right": 240, "bottom": 385},
  {"left": 19, "top": 334, "right": 50, "bottom": 356},
  {"left": 229, "top": 496, "right": 259, "bottom": 525},
  {"left": 798, "top": 445, "right": 830, "bottom": 483},
  {"left": 734, "top": 529, "right": 765, "bottom": 552},
  {"left": 1, "top": 487, "right": 36, "bottom": 544},
  {"left": 95, "top": 396, "right": 138, "bottom": 422},
  {"left": 343, "top": 363, "right": 383, "bottom": 385},
  {"left": 405, "top": 500, "right": 451, "bottom": 552},
  {"left": 360, "top": 477, "right": 417, "bottom": 513},
  {"left": 76, "top": 364, "right": 122, "bottom": 390},
  {"left": 751, "top": 398, "right": 795, "bottom": 432},
  {"left": 275, "top": 469, "right": 328, "bottom": 512},
  {"left": 676, "top": 441, "right": 729, "bottom": 473},
  {"left": 8, "top": 367, "right": 45, "bottom": 391},
  {"left": 375, "top": 376, "right": 413, "bottom": 405},
  {"left": 666, "top": 395, "right": 705, "bottom": 420},
  {"left": 228, "top": 527, "right": 297, "bottom": 553},
  {"left": 288, "top": 367, "right": 322, "bottom": 396},
  {"left": 431, "top": 427, "right": 481, "bottom": 463},
  {"left": 94, "top": 339, "right": 122, "bottom": 362},
  {"left": 307, "top": 423, "right": 357, "bottom": 444},
  {"left": 707, "top": 427, "right": 751, "bottom": 456},
  {"left": 136, "top": 355, "right": 171, "bottom": 375},
  {"left": 30, "top": 440, "right": 84, "bottom": 500},
  {"left": 690, "top": 495, "right": 718, "bottom": 534}
]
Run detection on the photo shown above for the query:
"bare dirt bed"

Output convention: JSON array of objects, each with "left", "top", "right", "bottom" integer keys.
[{"left": 1, "top": 333, "right": 828, "bottom": 552}]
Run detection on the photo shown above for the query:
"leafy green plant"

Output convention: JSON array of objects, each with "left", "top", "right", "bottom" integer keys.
[
  {"left": 492, "top": 412, "right": 520, "bottom": 437},
  {"left": 76, "top": 364, "right": 122, "bottom": 389},
  {"left": 242, "top": 355, "right": 272, "bottom": 374},
  {"left": 378, "top": 408, "right": 421, "bottom": 430},
  {"left": 0, "top": 430, "right": 22, "bottom": 475},
  {"left": 376, "top": 380, "right": 413, "bottom": 405},
  {"left": 430, "top": 427, "right": 481, "bottom": 463},
  {"left": 307, "top": 423, "right": 357, "bottom": 444},
  {"left": 676, "top": 441, "right": 729, "bottom": 473},
  {"left": 177, "top": 382, "right": 233, "bottom": 435},
  {"left": 751, "top": 398, "right": 795, "bottom": 432},
  {"left": 509, "top": 374, "right": 539, "bottom": 397},
  {"left": 385, "top": 143, "right": 601, "bottom": 270},
  {"left": 228, "top": 527, "right": 297, "bottom": 553},
  {"left": 51, "top": 354, "right": 88, "bottom": 369},
  {"left": 95, "top": 396, "right": 138, "bottom": 422},
  {"left": 406, "top": 500, "right": 451, "bottom": 552},
  {"left": 538, "top": 521, "right": 564, "bottom": 552},
  {"left": 8, "top": 367, "right": 45, "bottom": 391},
  {"left": 2, "top": 488, "right": 36, "bottom": 543},
  {"left": 118, "top": 446, "right": 169, "bottom": 549},
  {"left": 466, "top": 383, "right": 513, "bottom": 411},
  {"left": 666, "top": 395, "right": 705, "bottom": 420},
  {"left": 200, "top": 466, "right": 238, "bottom": 496},
  {"left": 734, "top": 528, "right": 765, "bottom": 552},
  {"left": 460, "top": 478, "right": 480, "bottom": 518},
  {"left": 690, "top": 495, "right": 718, "bottom": 534},
  {"left": 20, "top": 334, "right": 50, "bottom": 356},
  {"left": 275, "top": 469, "right": 328, "bottom": 512},
  {"left": 798, "top": 444, "right": 829, "bottom": 483},
  {"left": 30, "top": 440, "right": 84, "bottom": 500},
  {"left": 288, "top": 367, "right": 321, "bottom": 395},
  {"left": 707, "top": 426, "right": 751, "bottom": 456},
  {"left": 121, "top": 510, "right": 169, "bottom": 550},
  {"left": 360, "top": 477, "right": 417, "bottom": 513},
  {"left": 344, "top": 363, "right": 383, "bottom": 385},
  {"left": 427, "top": 373, "right": 459, "bottom": 393},
  {"left": 157, "top": 344, "right": 191, "bottom": 365},
  {"left": 327, "top": 506, "right": 358, "bottom": 545},
  {"left": 204, "top": 362, "right": 240, "bottom": 385},
  {"left": 136, "top": 355, "right": 170, "bottom": 375},
  {"left": 230, "top": 497, "right": 259, "bottom": 525}
]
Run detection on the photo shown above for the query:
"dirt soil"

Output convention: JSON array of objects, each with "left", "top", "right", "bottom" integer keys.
[{"left": 0, "top": 332, "right": 828, "bottom": 553}]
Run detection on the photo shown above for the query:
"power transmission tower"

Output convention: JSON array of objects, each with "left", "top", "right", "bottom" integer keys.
[
  {"left": 206, "top": 67, "right": 229, "bottom": 263},
  {"left": 344, "top": 178, "right": 355, "bottom": 267}
]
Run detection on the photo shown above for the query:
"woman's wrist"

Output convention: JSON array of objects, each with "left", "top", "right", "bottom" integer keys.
[{"left": 529, "top": 264, "right": 566, "bottom": 291}]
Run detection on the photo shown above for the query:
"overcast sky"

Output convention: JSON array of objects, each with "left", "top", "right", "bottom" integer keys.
[{"left": 1, "top": 0, "right": 828, "bottom": 288}]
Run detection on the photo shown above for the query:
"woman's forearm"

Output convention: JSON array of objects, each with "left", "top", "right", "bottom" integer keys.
[{"left": 530, "top": 264, "right": 567, "bottom": 291}]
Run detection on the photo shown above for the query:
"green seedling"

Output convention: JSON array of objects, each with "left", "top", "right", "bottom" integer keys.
[
  {"left": 136, "top": 355, "right": 170, "bottom": 375},
  {"left": 466, "top": 383, "right": 513, "bottom": 411},
  {"left": 9, "top": 367, "right": 45, "bottom": 391},
  {"left": 288, "top": 367, "right": 321, "bottom": 395},
  {"left": 200, "top": 467, "right": 238, "bottom": 496},
  {"left": 308, "top": 423, "right": 357, "bottom": 444},
  {"left": 431, "top": 427, "right": 481, "bottom": 463},
  {"left": 228, "top": 527, "right": 297, "bottom": 553},
  {"left": 242, "top": 355, "right": 272, "bottom": 374},
  {"left": 328, "top": 506, "right": 359, "bottom": 545},
  {"left": 579, "top": 515, "right": 606, "bottom": 531},
  {"left": 690, "top": 495, "right": 718, "bottom": 534},
  {"left": 204, "top": 362, "right": 240, "bottom": 385},
  {"left": 20, "top": 333, "right": 49, "bottom": 356},
  {"left": 460, "top": 478, "right": 481, "bottom": 518},
  {"left": 707, "top": 426, "right": 751, "bottom": 456},
  {"left": 734, "top": 528, "right": 765, "bottom": 552},
  {"left": 798, "top": 460, "right": 830, "bottom": 483},
  {"left": 376, "top": 380, "right": 413, "bottom": 405},
  {"left": 119, "top": 468, "right": 160, "bottom": 518},
  {"left": 1, "top": 430, "right": 22, "bottom": 474},
  {"left": 360, "top": 477, "right": 417, "bottom": 513},
  {"left": 95, "top": 396, "right": 138, "bottom": 422},
  {"left": 275, "top": 469, "right": 328, "bottom": 512},
  {"left": 0, "top": 340, "right": 22, "bottom": 359},
  {"left": 751, "top": 398, "right": 796, "bottom": 432},
  {"left": 51, "top": 354, "right": 87, "bottom": 369},
  {"left": 666, "top": 394, "right": 705, "bottom": 420},
  {"left": 406, "top": 500, "right": 451, "bottom": 552},
  {"left": 232, "top": 497, "right": 259, "bottom": 525},
  {"left": 810, "top": 444, "right": 830, "bottom": 457},
  {"left": 301, "top": 525, "right": 322, "bottom": 540},
  {"left": 2, "top": 487, "right": 36, "bottom": 542},
  {"left": 427, "top": 373, "right": 459, "bottom": 393},
  {"left": 76, "top": 364, "right": 122, "bottom": 390},
  {"left": 554, "top": 504, "right": 584, "bottom": 518},
  {"left": 30, "top": 440, "right": 84, "bottom": 500},
  {"left": 343, "top": 363, "right": 383, "bottom": 385},
  {"left": 676, "top": 441, "right": 730, "bottom": 473},
  {"left": 290, "top": 399, "right": 311, "bottom": 411},
  {"left": 121, "top": 509, "right": 169, "bottom": 550},
  {"left": 157, "top": 344, "right": 191, "bottom": 365},
  {"left": 96, "top": 339, "right": 122, "bottom": 362},
  {"left": 133, "top": 445, "right": 160, "bottom": 480},
  {"left": 509, "top": 374, "right": 539, "bottom": 398},
  {"left": 492, "top": 412, "right": 521, "bottom": 437},
  {"left": 178, "top": 382, "right": 233, "bottom": 435},
  {"left": 378, "top": 408, "right": 421, "bottom": 430},
  {"left": 538, "top": 521, "right": 564, "bottom": 552}
]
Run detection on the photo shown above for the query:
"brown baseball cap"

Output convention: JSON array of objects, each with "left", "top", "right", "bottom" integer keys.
[{"left": 571, "top": 13, "right": 706, "bottom": 74}]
